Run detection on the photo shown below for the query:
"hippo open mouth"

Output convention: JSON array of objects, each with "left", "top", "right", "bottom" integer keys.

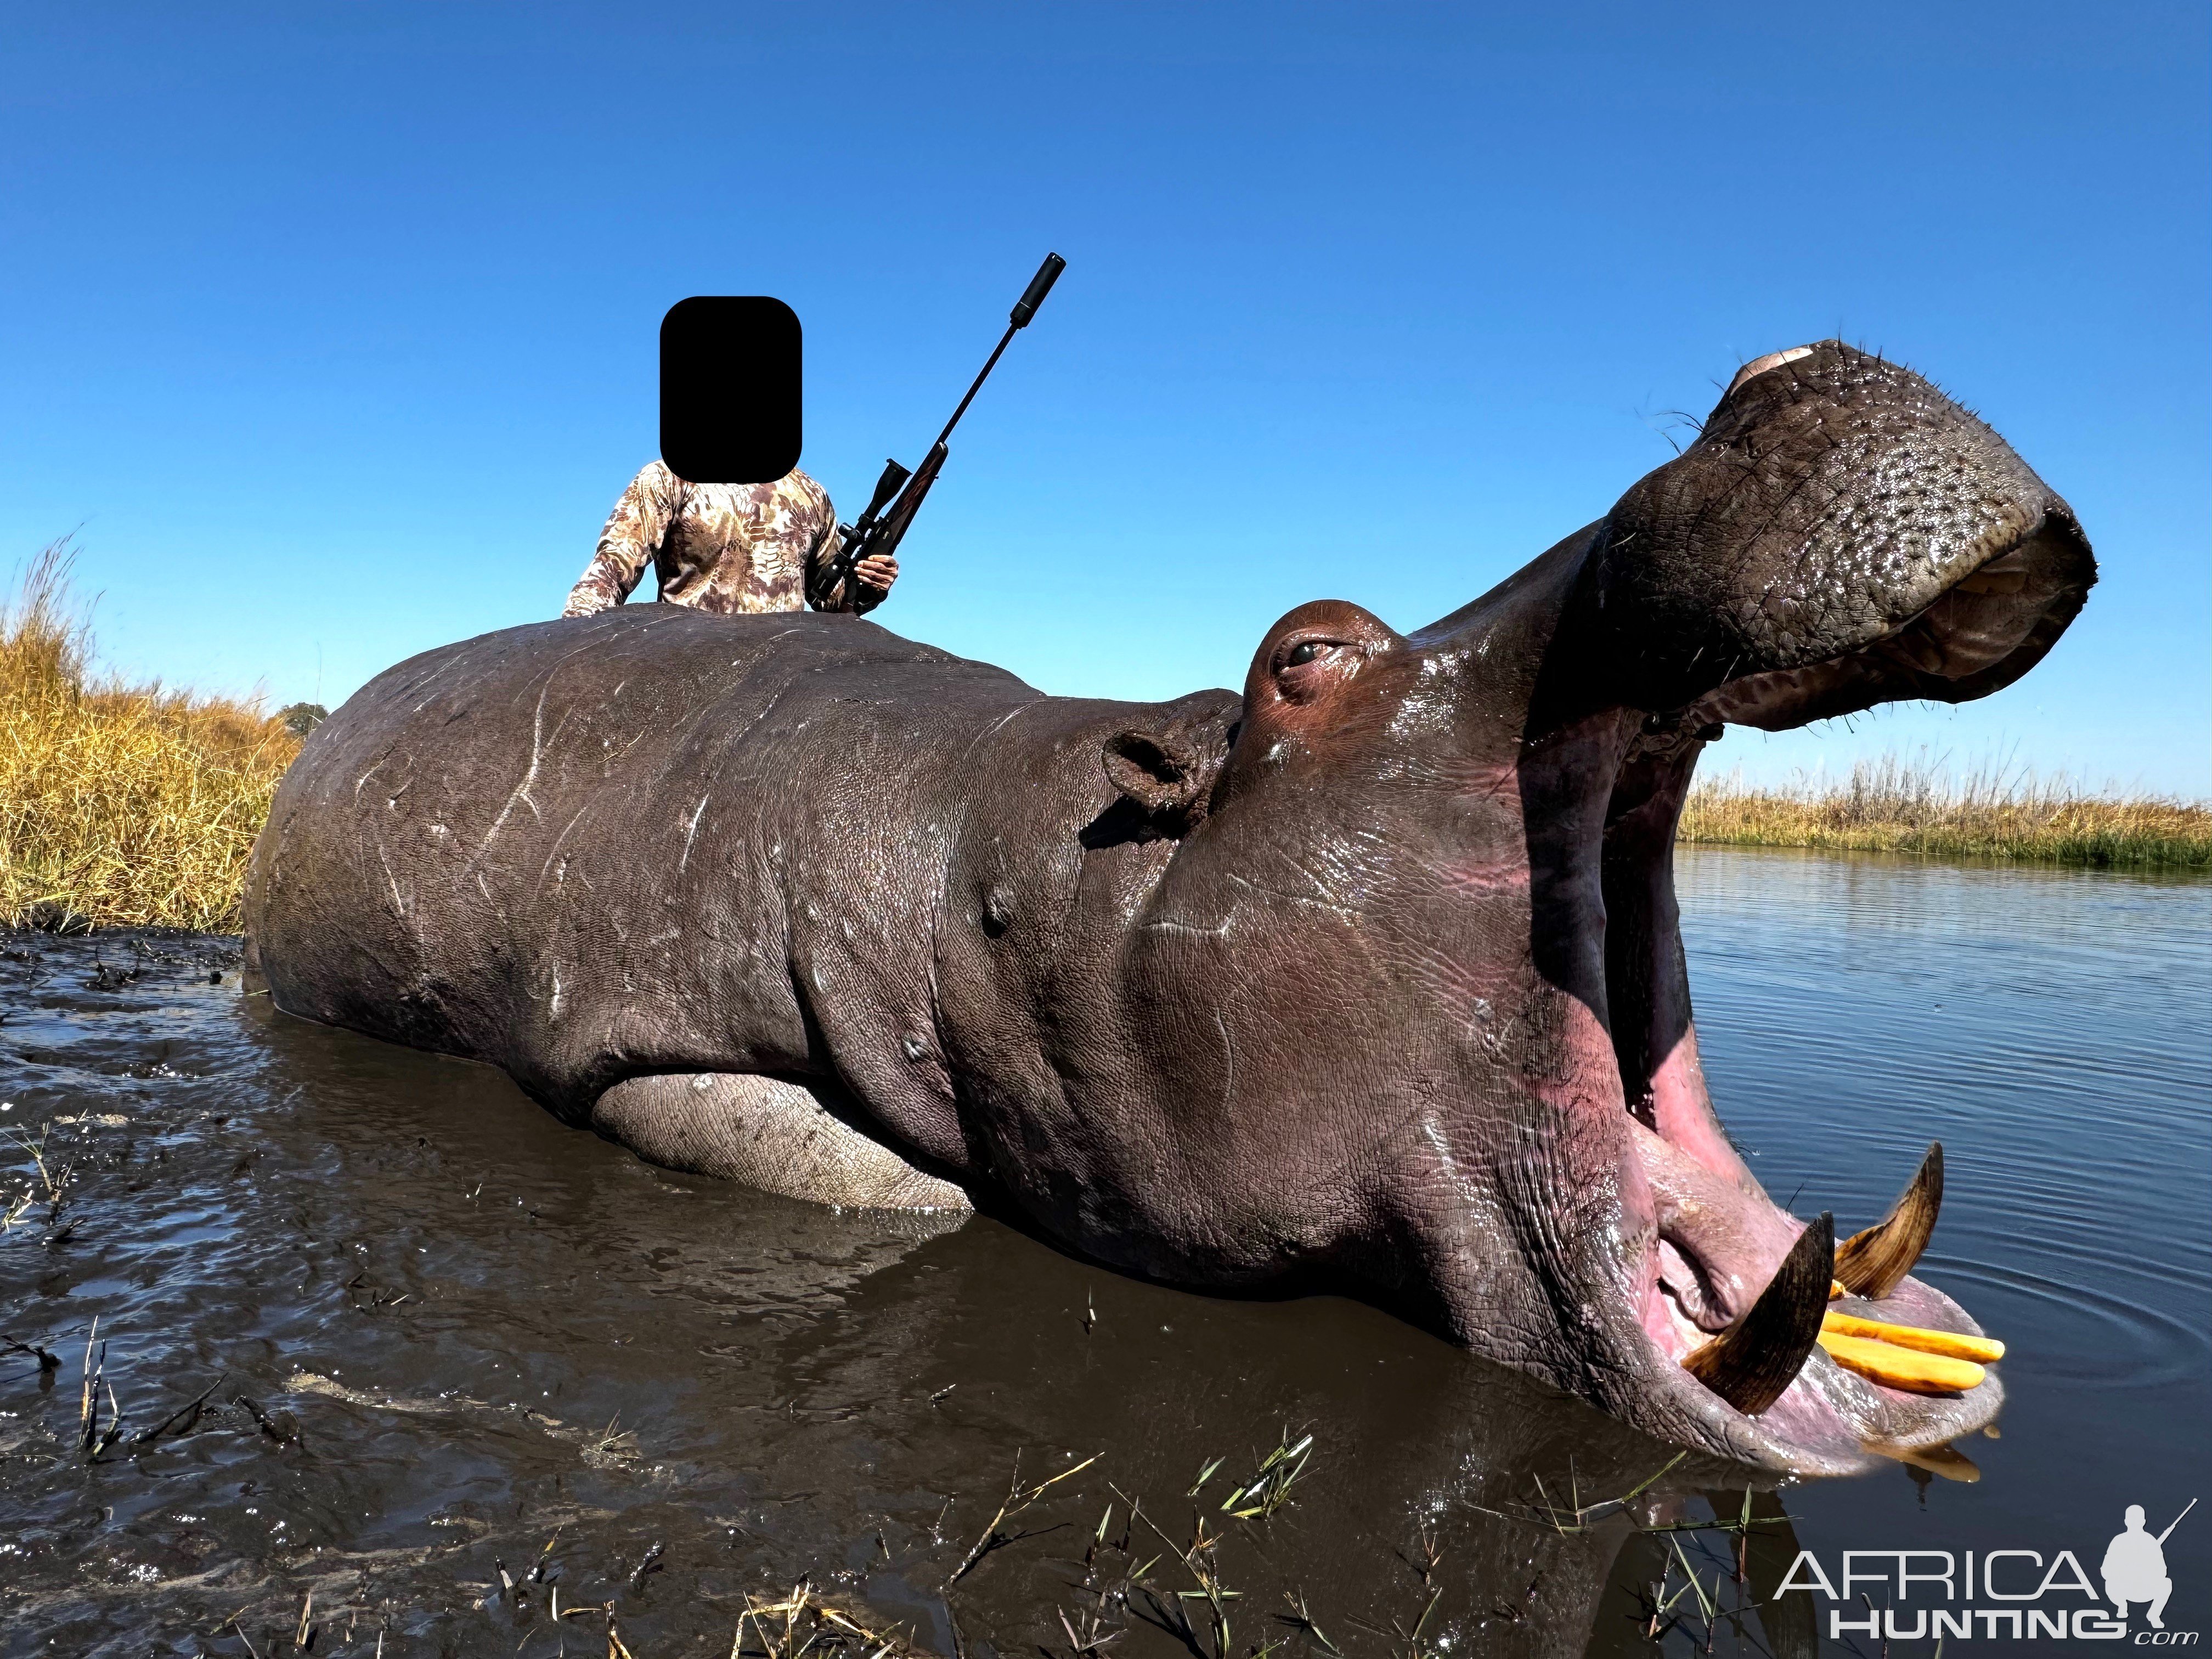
[{"left": 1566, "top": 403, "right": 2096, "bottom": 1467}]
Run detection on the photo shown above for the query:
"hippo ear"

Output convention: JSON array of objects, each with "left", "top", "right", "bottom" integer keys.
[
  {"left": 1097, "top": 691, "right": 1239, "bottom": 836},
  {"left": 1106, "top": 734, "right": 1212, "bottom": 827},
  {"left": 1102, "top": 729, "right": 1212, "bottom": 825}
]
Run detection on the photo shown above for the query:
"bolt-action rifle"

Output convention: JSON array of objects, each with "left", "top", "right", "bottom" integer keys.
[{"left": 828, "top": 252, "right": 1065, "bottom": 607}]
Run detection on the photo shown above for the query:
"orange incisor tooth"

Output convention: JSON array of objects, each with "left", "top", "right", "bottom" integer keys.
[
  {"left": 1822, "top": 1310, "right": 2005, "bottom": 1365},
  {"left": 1816, "top": 1330, "right": 1986, "bottom": 1395}
]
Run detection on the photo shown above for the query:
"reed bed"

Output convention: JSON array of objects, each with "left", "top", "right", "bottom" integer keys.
[
  {"left": 1, "top": 543, "right": 300, "bottom": 932},
  {"left": 1680, "top": 753, "right": 2211, "bottom": 870}
]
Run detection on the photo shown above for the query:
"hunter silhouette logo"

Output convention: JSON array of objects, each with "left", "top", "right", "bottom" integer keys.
[
  {"left": 1776, "top": 1498, "right": 2199, "bottom": 1642},
  {"left": 2106, "top": 1500, "right": 2193, "bottom": 1630}
]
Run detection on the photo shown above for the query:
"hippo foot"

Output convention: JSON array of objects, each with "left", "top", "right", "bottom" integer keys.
[{"left": 589, "top": 1073, "right": 972, "bottom": 1214}]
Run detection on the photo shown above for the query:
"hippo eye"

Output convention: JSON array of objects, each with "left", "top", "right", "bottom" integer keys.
[{"left": 1283, "top": 641, "right": 1331, "bottom": 667}]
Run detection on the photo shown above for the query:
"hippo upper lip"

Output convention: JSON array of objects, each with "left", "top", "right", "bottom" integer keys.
[{"left": 1664, "top": 509, "right": 2095, "bottom": 736}]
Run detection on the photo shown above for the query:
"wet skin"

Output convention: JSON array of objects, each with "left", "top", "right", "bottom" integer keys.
[{"left": 245, "top": 343, "right": 2095, "bottom": 1474}]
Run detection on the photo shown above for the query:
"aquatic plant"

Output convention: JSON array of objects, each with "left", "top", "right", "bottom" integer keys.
[
  {"left": 1680, "top": 751, "right": 2211, "bottom": 870},
  {"left": 0, "top": 541, "right": 300, "bottom": 932}
]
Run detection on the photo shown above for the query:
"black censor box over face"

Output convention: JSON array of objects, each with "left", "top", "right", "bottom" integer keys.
[{"left": 659, "top": 295, "right": 802, "bottom": 484}]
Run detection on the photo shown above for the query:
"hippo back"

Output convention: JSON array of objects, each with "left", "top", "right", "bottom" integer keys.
[{"left": 244, "top": 607, "right": 1043, "bottom": 1110}]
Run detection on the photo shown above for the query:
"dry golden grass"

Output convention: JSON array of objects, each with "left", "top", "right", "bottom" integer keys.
[
  {"left": 1, "top": 542, "right": 301, "bottom": 931},
  {"left": 1681, "top": 752, "right": 2211, "bottom": 870}
]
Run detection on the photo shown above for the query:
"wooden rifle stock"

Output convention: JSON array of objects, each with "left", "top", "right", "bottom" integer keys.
[{"left": 864, "top": 442, "right": 946, "bottom": 571}]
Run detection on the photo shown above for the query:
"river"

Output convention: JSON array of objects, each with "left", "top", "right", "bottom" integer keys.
[{"left": 1, "top": 847, "right": 2205, "bottom": 1656}]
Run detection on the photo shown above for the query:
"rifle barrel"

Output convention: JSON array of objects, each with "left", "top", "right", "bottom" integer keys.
[
  {"left": 932, "top": 323, "right": 1019, "bottom": 451},
  {"left": 842, "top": 252, "right": 1064, "bottom": 593},
  {"left": 929, "top": 252, "right": 1065, "bottom": 450}
]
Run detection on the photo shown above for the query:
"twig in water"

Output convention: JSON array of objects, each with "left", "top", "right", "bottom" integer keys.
[
  {"left": 77, "top": 1319, "right": 109, "bottom": 1455},
  {"left": 1346, "top": 1583, "right": 1443, "bottom": 1659},
  {"left": 946, "top": 1451, "right": 1102, "bottom": 1585},
  {"left": 1403, "top": 1521, "right": 1443, "bottom": 1588},
  {"left": 1114, "top": 1485, "right": 1240, "bottom": 1659},
  {"left": 92, "top": 1378, "right": 126, "bottom": 1459},
  {"left": 1, "top": 1335, "right": 61, "bottom": 1372},
  {"left": 733, "top": 1580, "right": 918, "bottom": 1659},
  {"left": 219, "top": 1611, "right": 265, "bottom": 1659},
  {"left": 1669, "top": 1536, "right": 1717, "bottom": 1624},
  {"left": 1058, "top": 1604, "right": 1122, "bottom": 1656},
  {"left": 1469, "top": 1450, "right": 1687, "bottom": 1535},
  {"left": 1085, "top": 1503, "right": 1115, "bottom": 1571},
  {"left": 1278, "top": 1589, "right": 1341, "bottom": 1656},
  {"left": 133, "top": 1373, "right": 225, "bottom": 1444}
]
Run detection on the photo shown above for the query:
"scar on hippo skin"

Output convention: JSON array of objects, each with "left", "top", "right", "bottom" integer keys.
[{"left": 589, "top": 1073, "right": 971, "bottom": 1212}]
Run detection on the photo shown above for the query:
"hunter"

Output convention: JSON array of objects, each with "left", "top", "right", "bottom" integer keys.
[{"left": 562, "top": 461, "right": 897, "bottom": 619}]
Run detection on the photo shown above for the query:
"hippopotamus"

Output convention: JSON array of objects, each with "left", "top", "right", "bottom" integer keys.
[{"left": 244, "top": 342, "right": 2094, "bottom": 1474}]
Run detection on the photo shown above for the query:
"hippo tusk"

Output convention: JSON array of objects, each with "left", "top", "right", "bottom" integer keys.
[
  {"left": 1821, "top": 1310, "right": 2004, "bottom": 1365},
  {"left": 1684, "top": 1213, "right": 1834, "bottom": 1415},
  {"left": 1833, "top": 1142, "right": 1943, "bottom": 1299}
]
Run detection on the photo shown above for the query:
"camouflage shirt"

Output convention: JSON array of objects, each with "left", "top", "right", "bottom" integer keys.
[{"left": 562, "top": 462, "right": 878, "bottom": 618}]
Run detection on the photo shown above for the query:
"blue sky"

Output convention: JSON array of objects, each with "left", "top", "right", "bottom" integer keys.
[{"left": 4, "top": 3, "right": 2206, "bottom": 793}]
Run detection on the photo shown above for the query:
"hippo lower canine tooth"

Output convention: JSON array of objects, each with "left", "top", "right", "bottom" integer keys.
[
  {"left": 1684, "top": 1216, "right": 1836, "bottom": 1415},
  {"left": 1833, "top": 1142, "right": 1943, "bottom": 1300}
]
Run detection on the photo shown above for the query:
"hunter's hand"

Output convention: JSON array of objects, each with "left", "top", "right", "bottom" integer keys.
[{"left": 854, "top": 553, "right": 899, "bottom": 597}]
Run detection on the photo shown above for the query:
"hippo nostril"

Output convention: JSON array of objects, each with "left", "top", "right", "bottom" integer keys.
[{"left": 1725, "top": 345, "right": 1816, "bottom": 397}]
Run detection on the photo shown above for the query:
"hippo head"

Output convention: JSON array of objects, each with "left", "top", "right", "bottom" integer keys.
[{"left": 1108, "top": 343, "right": 2092, "bottom": 1473}]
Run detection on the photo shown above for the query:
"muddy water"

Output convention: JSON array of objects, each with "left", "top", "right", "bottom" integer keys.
[{"left": 0, "top": 849, "right": 2205, "bottom": 1657}]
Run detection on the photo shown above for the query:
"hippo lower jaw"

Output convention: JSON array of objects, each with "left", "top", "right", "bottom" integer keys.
[
  {"left": 1634, "top": 1163, "right": 2005, "bottom": 1474},
  {"left": 1623, "top": 1111, "right": 2004, "bottom": 1472}
]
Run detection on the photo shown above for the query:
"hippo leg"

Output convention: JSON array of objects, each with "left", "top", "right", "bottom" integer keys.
[{"left": 588, "top": 1073, "right": 971, "bottom": 1214}]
